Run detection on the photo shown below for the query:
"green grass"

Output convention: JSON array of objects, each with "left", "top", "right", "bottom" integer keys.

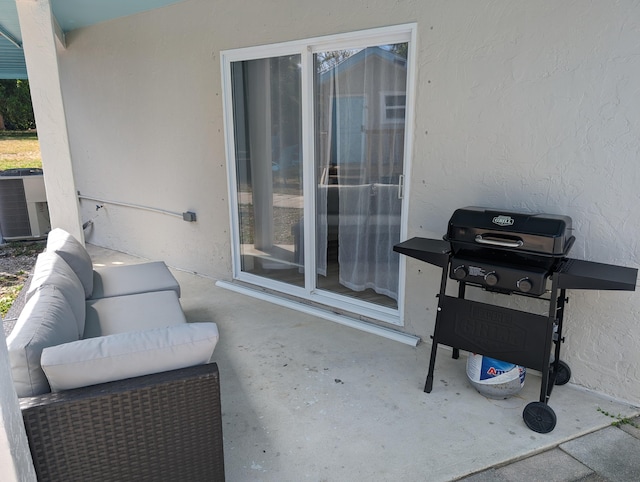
[
  {"left": 0, "top": 131, "right": 41, "bottom": 171},
  {"left": 0, "top": 241, "right": 45, "bottom": 318},
  {"left": 4, "top": 242, "right": 43, "bottom": 257},
  {"left": 0, "top": 285, "right": 23, "bottom": 318},
  {"left": 597, "top": 407, "right": 639, "bottom": 428}
]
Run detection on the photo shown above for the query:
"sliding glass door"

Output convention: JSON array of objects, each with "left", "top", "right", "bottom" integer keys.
[
  {"left": 230, "top": 55, "right": 305, "bottom": 286},
  {"left": 223, "top": 25, "right": 414, "bottom": 323},
  {"left": 314, "top": 45, "right": 407, "bottom": 308}
]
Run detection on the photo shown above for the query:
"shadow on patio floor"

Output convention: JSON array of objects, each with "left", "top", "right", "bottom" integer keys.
[{"left": 87, "top": 244, "right": 639, "bottom": 481}]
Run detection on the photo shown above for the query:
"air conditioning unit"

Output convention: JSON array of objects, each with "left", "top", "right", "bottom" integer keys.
[{"left": 0, "top": 169, "right": 51, "bottom": 242}]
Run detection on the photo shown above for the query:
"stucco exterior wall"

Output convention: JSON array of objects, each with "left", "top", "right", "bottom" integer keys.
[{"left": 57, "top": 1, "right": 640, "bottom": 403}]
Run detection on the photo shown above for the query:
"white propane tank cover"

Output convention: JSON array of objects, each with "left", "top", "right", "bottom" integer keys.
[{"left": 466, "top": 353, "right": 526, "bottom": 399}]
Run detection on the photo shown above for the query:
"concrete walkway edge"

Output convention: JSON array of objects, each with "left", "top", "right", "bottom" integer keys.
[{"left": 458, "top": 415, "right": 640, "bottom": 481}]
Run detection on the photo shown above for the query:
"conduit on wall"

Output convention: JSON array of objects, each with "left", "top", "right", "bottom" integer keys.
[{"left": 78, "top": 193, "right": 196, "bottom": 222}]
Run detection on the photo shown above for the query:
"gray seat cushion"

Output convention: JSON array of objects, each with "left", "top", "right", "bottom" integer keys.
[
  {"left": 27, "top": 251, "right": 86, "bottom": 337},
  {"left": 46, "top": 228, "right": 94, "bottom": 298},
  {"left": 83, "top": 290, "right": 187, "bottom": 338},
  {"left": 6, "top": 285, "right": 80, "bottom": 397},
  {"left": 42, "top": 322, "right": 220, "bottom": 391},
  {"left": 91, "top": 261, "right": 181, "bottom": 299}
]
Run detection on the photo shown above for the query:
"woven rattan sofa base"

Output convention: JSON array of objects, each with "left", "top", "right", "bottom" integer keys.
[{"left": 20, "top": 363, "right": 224, "bottom": 482}]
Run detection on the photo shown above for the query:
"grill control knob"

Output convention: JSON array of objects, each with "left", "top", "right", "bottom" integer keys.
[
  {"left": 484, "top": 272, "right": 499, "bottom": 286},
  {"left": 517, "top": 278, "right": 533, "bottom": 293},
  {"left": 453, "top": 265, "right": 468, "bottom": 280}
]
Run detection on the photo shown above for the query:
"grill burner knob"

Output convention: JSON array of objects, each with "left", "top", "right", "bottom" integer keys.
[
  {"left": 517, "top": 278, "right": 533, "bottom": 293},
  {"left": 453, "top": 265, "right": 468, "bottom": 280},
  {"left": 484, "top": 272, "right": 499, "bottom": 286}
]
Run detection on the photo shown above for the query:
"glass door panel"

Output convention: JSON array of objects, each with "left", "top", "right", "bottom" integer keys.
[
  {"left": 231, "top": 55, "right": 304, "bottom": 287},
  {"left": 314, "top": 44, "right": 408, "bottom": 308}
]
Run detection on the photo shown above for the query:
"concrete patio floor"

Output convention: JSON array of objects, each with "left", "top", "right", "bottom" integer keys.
[{"left": 87, "top": 245, "right": 639, "bottom": 481}]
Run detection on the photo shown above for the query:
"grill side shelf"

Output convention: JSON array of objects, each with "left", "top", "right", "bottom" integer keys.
[
  {"left": 393, "top": 237, "right": 451, "bottom": 268},
  {"left": 557, "top": 258, "right": 638, "bottom": 291}
]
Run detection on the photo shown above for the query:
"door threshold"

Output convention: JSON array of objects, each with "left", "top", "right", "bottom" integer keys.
[{"left": 216, "top": 280, "right": 420, "bottom": 347}]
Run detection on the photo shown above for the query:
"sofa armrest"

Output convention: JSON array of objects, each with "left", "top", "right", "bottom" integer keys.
[{"left": 20, "top": 363, "right": 225, "bottom": 481}]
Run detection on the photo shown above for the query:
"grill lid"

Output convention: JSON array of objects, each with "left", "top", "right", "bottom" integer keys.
[{"left": 446, "top": 206, "right": 574, "bottom": 259}]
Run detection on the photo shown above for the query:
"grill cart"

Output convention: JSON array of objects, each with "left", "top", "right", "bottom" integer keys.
[{"left": 395, "top": 207, "right": 637, "bottom": 433}]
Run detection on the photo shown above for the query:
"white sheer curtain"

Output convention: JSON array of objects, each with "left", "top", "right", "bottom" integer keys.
[
  {"left": 315, "top": 45, "right": 406, "bottom": 301},
  {"left": 315, "top": 73, "right": 334, "bottom": 277},
  {"left": 338, "top": 183, "right": 401, "bottom": 299},
  {"left": 315, "top": 183, "right": 329, "bottom": 276}
]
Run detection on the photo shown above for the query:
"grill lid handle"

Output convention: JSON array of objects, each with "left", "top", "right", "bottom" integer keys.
[{"left": 475, "top": 234, "right": 524, "bottom": 248}]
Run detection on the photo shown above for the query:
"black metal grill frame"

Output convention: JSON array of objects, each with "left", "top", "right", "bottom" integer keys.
[{"left": 394, "top": 208, "right": 637, "bottom": 434}]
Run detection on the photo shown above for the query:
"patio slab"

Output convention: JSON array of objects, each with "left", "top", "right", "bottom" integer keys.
[
  {"left": 559, "top": 427, "right": 640, "bottom": 482},
  {"left": 472, "top": 448, "right": 594, "bottom": 481},
  {"left": 87, "top": 245, "right": 640, "bottom": 481}
]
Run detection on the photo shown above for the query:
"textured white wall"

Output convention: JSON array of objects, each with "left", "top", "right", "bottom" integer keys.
[
  {"left": 56, "top": 0, "right": 640, "bottom": 402},
  {"left": 404, "top": 1, "right": 640, "bottom": 403}
]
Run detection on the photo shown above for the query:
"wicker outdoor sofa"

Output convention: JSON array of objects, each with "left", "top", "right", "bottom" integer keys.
[
  {"left": 20, "top": 363, "right": 225, "bottom": 481},
  {"left": 5, "top": 228, "right": 225, "bottom": 481}
]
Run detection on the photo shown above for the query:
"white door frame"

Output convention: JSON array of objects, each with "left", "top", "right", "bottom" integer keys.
[{"left": 220, "top": 23, "right": 417, "bottom": 327}]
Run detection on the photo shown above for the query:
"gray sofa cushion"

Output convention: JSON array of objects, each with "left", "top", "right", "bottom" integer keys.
[
  {"left": 46, "top": 228, "right": 94, "bottom": 298},
  {"left": 41, "top": 322, "right": 220, "bottom": 391},
  {"left": 27, "top": 251, "right": 86, "bottom": 336},
  {"left": 83, "top": 290, "right": 187, "bottom": 338},
  {"left": 91, "top": 261, "right": 181, "bottom": 299},
  {"left": 6, "top": 285, "right": 80, "bottom": 397}
]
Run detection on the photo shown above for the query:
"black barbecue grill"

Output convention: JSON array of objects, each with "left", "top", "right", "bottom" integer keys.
[
  {"left": 446, "top": 207, "right": 575, "bottom": 296},
  {"left": 394, "top": 206, "right": 638, "bottom": 433}
]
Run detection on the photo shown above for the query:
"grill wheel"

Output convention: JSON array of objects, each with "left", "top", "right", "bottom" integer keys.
[
  {"left": 523, "top": 401, "right": 557, "bottom": 433},
  {"left": 553, "top": 360, "right": 572, "bottom": 386}
]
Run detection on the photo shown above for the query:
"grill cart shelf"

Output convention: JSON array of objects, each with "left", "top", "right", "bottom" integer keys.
[{"left": 395, "top": 232, "right": 637, "bottom": 434}]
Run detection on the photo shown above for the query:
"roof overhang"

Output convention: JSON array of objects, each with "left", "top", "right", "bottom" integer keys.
[{"left": 0, "top": 0, "right": 186, "bottom": 79}]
